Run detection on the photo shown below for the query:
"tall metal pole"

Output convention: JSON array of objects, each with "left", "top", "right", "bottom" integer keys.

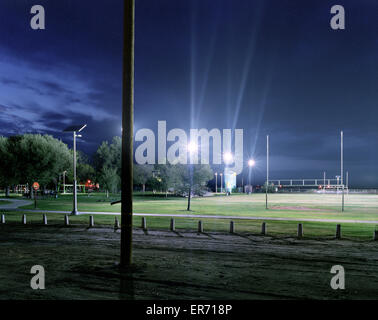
[
  {"left": 266, "top": 135, "right": 269, "bottom": 209},
  {"left": 346, "top": 171, "right": 349, "bottom": 189},
  {"left": 341, "top": 131, "right": 344, "bottom": 212},
  {"left": 187, "top": 164, "right": 193, "bottom": 211},
  {"left": 341, "top": 131, "right": 343, "bottom": 185},
  {"left": 72, "top": 131, "right": 78, "bottom": 215},
  {"left": 120, "top": 0, "right": 135, "bottom": 268},
  {"left": 215, "top": 173, "right": 217, "bottom": 193}
]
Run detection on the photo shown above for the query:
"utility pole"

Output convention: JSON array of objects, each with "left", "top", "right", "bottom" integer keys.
[{"left": 120, "top": 0, "right": 135, "bottom": 268}]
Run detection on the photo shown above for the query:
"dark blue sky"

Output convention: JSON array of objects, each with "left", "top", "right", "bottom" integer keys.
[{"left": 0, "top": 0, "right": 377, "bottom": 186}]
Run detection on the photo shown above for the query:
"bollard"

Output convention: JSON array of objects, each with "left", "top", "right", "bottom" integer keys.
[
  {"left": 142, "top": 217, "right": 146, "bottom": 231},
  {"left": 64, "top": 214, "right": 69, "bottom": 226},
  {"left": 230, "top": 221, "right": 235, "bottom": 234},
  {"left": 1, "top": 214, "right": 5, "bottom": 224},
  {"left": 170, "top": 218, "right": 175, "bottom": 232},
  {"left": 297, "top": 223, "right": 303, "bottom": 239},
  {"left": 374, "top": 230, "right": 378, "bottom": 241},
  {"left": 89, "top": 215, "right": 94, "bottom": 227},
  {"left": 198, "top": 220, "right": 203, "bottom": 233},
  {"left": 42, "top": 214, "right": 47, "bottom": 225},
  {"left": 114, "top": 217, "right": 120, "bottom": 230},
  {"left": 261, "top": 222, "right": 266, "bottom": 235},
  {"left": 22, "top": 214, "right": 26, "bottom": 225},
  {"left": 336, "top": 224, "right": 341, "bottom": 239}
]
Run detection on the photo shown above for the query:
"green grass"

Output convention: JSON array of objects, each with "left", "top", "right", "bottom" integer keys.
[
  {"left": 0, "top": 200, "right": 12, "bottom": 205},
  {"left": 2, "top": 192, "right": 378, "bottom": 240},
  {"left": 17, "top": 192, "right": 378, "bottom": 221},
  {"left": 2, "top": 211, "right": 377, "bottom": 241}
]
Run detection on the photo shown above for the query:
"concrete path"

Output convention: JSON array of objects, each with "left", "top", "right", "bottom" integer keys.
[
  {"left": 3, "top": 205, "right": 378, "bottom": 224},
  {"left": 0, "top": 198, "right": 33, "bottom": 210}
]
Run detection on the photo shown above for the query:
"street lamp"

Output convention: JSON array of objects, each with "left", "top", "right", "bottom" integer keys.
[
  {"left": 248, "top": 159, "right": 256, "bottom": 194},
  {"left": 215, "top": 172, "right": 218, "bottom": 193},
  {"left": 223, "top": 152, "right": 233, "bottom": 194},
  {"left": 63, "top": 124, "right": 87, "bottom": 215},
  {"left": 220, "top": 173, "right": 223, "bottom": 193}
]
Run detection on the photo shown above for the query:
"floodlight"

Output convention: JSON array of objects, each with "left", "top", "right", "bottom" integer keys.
[
  {"left": 248, "top": 159, "right": 256, "bottom": 167},
  {"left": 223, "top": 152, "right": 233, "bottom": 164},
  {"left": 63, "top": 124, "right": 87, "bottom": 132},
  {"left": 187, "top": 141, "right": 198, "bottom": 154}
]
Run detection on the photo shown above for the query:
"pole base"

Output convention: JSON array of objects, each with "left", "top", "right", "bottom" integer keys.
[{"left": 71, "top": 210, "right": 79, "bottom": 216}]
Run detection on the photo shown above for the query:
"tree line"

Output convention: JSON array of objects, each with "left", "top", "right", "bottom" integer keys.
[{"left": 0, "top": 134, "right": 213, "bottom": 197}]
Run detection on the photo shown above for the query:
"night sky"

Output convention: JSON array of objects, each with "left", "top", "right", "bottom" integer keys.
[{"left": 0, "top": 0, "right": 377, "bottom": 187}]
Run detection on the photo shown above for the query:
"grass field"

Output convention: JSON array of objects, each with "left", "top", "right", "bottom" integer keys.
[{"left": 2, "top": 192, "right": 378, "bottom": 240}]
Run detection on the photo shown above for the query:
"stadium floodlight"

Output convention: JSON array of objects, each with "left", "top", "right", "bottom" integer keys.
[
  {"left": 248, "top": 159, "right": 256, "bottom": 167},
  {"left": 223, "top": 152, "right": 233, "bottom": 164},
  {"left": 187, "top": 141, "right": 198, "bottom": 154},
  {"left": 63, "top": 124, "right": 87, "bottom": 215}
]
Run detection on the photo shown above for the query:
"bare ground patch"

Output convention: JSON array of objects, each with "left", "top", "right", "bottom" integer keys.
[{"left": 0, "top": 224, "right": 377, "bottom": 300}]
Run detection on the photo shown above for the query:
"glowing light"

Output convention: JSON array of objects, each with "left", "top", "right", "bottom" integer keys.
[
  {"left": 248, "top": 159, "right": 256, "bottom": 167},
  {"left": 223, "top": 152, "right": 233, "bottom": 164},
  {"left": 187, "top": 141, "right": 198, "bottom": 154}
]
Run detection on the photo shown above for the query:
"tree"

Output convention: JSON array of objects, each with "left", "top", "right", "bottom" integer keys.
[
  {"left": 77, "top": 163, "right": 96, "bottom": 185},
  {"left": 93, "top": 136, "right": 121, "bottom": 194},
  {"left": 93, "top": 136, "right": 121, "bottom": 175},
  {"left": 170, "top": 164, "right": 213, "bottom": 197},
  {"left": 99, "top": 166, "right": 119, "bottom": 198},
  {"left": 7, "top": 134, "right": 71, "bottom": 198},
  {"left": 0, "top": 136, "right": 16, "bottom": 196},
  {"left": 133, "top": 164, "right": 153, "bottom": 192},
  {"left": 262, "top": 182, "right": 275, "bottom": 193}
]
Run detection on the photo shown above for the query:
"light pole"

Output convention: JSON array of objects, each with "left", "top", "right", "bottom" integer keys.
[
  {"left": 63, "top": 170, "right": 67, "bottom": 193},
  {"left": 266, "top": 135, "right": 269, "bottom": 209},
  {"left": 220, "top": 173, "right": 223, "bottom": 193},
  {"left": 63, "top": 124, "right": 87, "bottom": 215},
  {"left": 223, "top": 152, "right": 233, "bottom": 194},
  {"left": 215, "top": 172, "right": 218, "bottom": 193},
  {"left": 248, "top": 159, "right": 255, "bottom": 194}
]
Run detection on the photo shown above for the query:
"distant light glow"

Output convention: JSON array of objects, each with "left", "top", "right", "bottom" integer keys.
[
  {"left": 223, "top": 152, "right": 233, "bottom": 164},
  {"left": 248, "top": 159, "right": 256, "bottom": 167},
  {"left": 187, "top": 141, "right": 198, "bottom": 154}
]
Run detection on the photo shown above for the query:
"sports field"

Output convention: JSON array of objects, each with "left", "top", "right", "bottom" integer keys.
[{"left": 2, "top": 192, "right": 378, "bottom": 240}]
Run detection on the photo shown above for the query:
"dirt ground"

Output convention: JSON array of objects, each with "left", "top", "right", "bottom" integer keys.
[{"left": 1, "top": 224, "right": 378, "bottom": 300}]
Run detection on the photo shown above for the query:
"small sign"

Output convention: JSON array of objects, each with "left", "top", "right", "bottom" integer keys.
[{"left": 32, "top": 182, "right": 40, "bottom": 190}]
